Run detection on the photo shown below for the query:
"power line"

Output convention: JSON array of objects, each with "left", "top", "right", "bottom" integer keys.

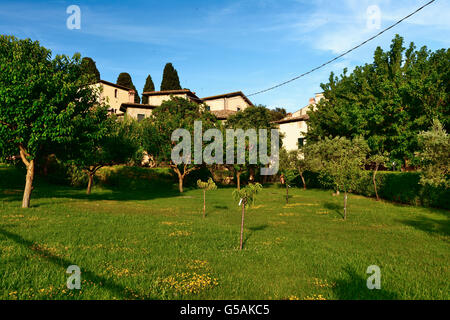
[{"left": 247, "top": 0, "right": 436, "bottom": 97}]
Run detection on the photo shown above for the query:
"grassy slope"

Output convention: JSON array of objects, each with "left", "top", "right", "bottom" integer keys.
[{"left": 0, "top": 165, "right": 448, "bottom": 300}]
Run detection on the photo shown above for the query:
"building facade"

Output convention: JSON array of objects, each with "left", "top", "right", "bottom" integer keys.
[
  {"left": 274, "top": 93, "right": 324, "bottom": 151},
  {"left": 94, "top": 80, "right": 136, "bottom": 115}
]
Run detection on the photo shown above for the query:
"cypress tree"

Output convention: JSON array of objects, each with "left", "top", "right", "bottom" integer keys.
[
  {"left": 116, "top": 72, "right": 140, "bottom": 103},
  {"left": 160, "top": 63, "right": 182, "bottom": 91},
  {"left": 81, "top": 57, "right": 100, "bottom": 83},
  {"left": 142, "top": 74, "right": 155, "bottom": 104}
]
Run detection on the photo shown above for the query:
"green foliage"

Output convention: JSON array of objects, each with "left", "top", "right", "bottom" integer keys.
[
  {"left": 279, "top": 148, "right": 298, "bottom": 184},
  {"left": 197, "top": 178, "right": 217, "bottom": 191},
  {"left": 142, "top": 74, "right": 155, "bottom": 104},
  {"left": 416, "top": 119, "right": 449, "bottom": 187},
  {"left": 60, "top": 113, "right": 140, "bottom": 186},
  {"left": 232, "top": 183, "right": 263, "bottom": 208},
  {"left": 307, "top": 34, "right": 449, "bottom": 167},
  {"left": 226, "top": 105, "right": 276, "bottom": 130},
  {"left": 150, "top": 97, "right": 218, "bottom": 163},
  {"left": 149, "top": 97, "right": 218, "bottom": 192},
  {"left": 305, "top": 170, "right": 449, "bottom": 210},
  {"left": 116, "top": 72, "right": 140, "bottom": 103},
  {"left": 160, "top": 63, "right": 181, "bottom": 91},
  {"left": 80, "top": 57, "right": 100, "bottom": 83},
  {"left": 307, "top": 136, "right": 369, "bottom": 193},
  {"left": 0, "top": 35, "right": 99, "bottom": 161},
  {"left": 226, "top": 105, "right": 280, "bottom": 182},
  {"left": 269, "top": 107, "right": 287, "bottom": 122}
]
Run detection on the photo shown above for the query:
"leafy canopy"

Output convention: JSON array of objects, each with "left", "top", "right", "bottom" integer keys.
[
  {"left": 0, "top": 35, "right": 99, "bottom": 161},
  {"left": 416, "top": 119, "right": 449, "bottom": 187},
  {"left": 232, "top": 183, "right": 263, "bottom": 208},
  {"left": 197, "top": 178, "right": 217, "bottom": 191},
  {"left": 306, "top": 34, "right": 449, "bottom": 167}
]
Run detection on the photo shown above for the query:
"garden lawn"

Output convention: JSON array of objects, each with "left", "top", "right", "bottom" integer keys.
[{"left": 0, "top": 165, "right": 448, "bottom": 300}]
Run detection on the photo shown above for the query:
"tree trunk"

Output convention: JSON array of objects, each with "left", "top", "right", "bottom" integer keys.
[
  {"left": 343, "top": 191, "right": 348, "bottom": 220},
  {"left": 240, "top": 202, "right": 245, "bottom": 250},
  {"left": 236, "top": 171, "right": 241, "bottom": 190},
  {"left": 203, "top": 190, "right": 206, "bottom": 218},
  {"left": 285, "top": 183, "right": 289, "bottom": 204},
  {"left": 22, "top": 159, "right": 35, "bottom": 208},
  {"left": 300, "top": 172, "right": 306, "bottom": 190},
  {"left": 178, "top": 175, "right": 184, "bottom": 193},
  {"left": 86, "top": 172, "right": 94, "bottom": 195},
  {"left": 373, "top": 165, "right": 380, "bottom": 201}
]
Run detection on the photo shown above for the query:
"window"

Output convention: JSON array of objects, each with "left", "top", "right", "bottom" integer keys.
[
  {"left": 114, "top": 89, "right": 118, "bottom": 98},
  {"left": 205, "top": 106, "right": 210, "bottom": 111},
  {"left": 137, "top": 114, "right": 145, "bottom": 122},
  {"left": 237, "top": 107, "right": 241, "bottom": 111},
  {"left": 298, "top": 137, "right": 305, "bottom": 148}
]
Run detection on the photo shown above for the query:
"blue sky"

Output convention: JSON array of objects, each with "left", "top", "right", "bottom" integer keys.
[{"left": 1, "top": 0, "right": 449, "bottom": 112}]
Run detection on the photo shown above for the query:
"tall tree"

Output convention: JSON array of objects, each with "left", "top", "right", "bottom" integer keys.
[
  {"left": 116, "top": 72, "right": 140, "bottom": 103},
  {"left": 149, "top": 97, "right": 218, "bottom": 193},
  {"left": 307, "top": 35, "right": 449, "bottom": 168},
  {"left": 226, "top": 105, "right": 280, "bottom": 186},
  {"left": 60, "top": 114, "right": 140, "bottom": 194},
  {"left": 0, "top": 36, "right": 99, "bottom": 208},
  {"left": 142, "top": 74, "right": 155, "bottom": 104},
  {"left": 160, "top": 63, "right": 182, "bottom": 91},
  {"left": 81, "top": 57, "right": 100, "bottom": 83}
]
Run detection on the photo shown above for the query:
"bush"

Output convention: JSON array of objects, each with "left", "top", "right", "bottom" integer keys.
[{"left": 304, "top": 170, "right": 449, "bottom": 210}]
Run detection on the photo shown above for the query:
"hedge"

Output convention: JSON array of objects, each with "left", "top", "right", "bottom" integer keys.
[{"left": 302, "top": 170, "right": 449, "bottom": 210}]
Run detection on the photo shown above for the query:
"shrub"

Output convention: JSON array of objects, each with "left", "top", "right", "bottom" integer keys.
[{"left": 304, "top": 170, "right": 449, "bottom": 210}]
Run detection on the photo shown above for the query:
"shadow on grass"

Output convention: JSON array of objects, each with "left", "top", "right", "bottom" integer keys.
[
  {"left": 0, "top": 227, "right": 155, "bottom": 299},
  {"left": 0, "top": 180, "right": 181, "bottom": 206},
  {"left": 397, "top": 215, "right": 450, "bottom": 237},
  {"left": 332, "top": 266, "right": 400, "bottom": 300},
  {"left": 243, "top": 224, "right": 269, "bottom": 248},
  {"left": 323, "top": 201, "right": 344, "bottom": 219},
  {"left": 213, "top": 205, "right": 229, "bottom": 210},
  {"left": 0, "top": 165, "right": 183, "bottom": 206}
]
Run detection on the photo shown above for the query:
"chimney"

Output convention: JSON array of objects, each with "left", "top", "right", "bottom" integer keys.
[
  {"left": 129, "top": 90, "right": 135, "bottom": 103},
  {"left": 309, "top": 97, "right": 315, "bottom": 105}
]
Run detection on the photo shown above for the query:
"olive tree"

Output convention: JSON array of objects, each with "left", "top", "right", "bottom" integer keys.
[
  {"left": 279, "top": 148, "right": 298, "bottom": 204},
  {"left": 308, "top": 136, "right": 369, "bottom": 220},
  {"left": 416, "top": 119, "right": 449, "bottom": 187}
]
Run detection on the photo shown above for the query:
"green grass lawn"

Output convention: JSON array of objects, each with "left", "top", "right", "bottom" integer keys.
[{"left": 0, "top": 165, "right": 449, "bottom": 300}]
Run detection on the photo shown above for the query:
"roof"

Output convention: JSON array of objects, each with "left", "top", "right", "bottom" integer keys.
[
  {"left": 202, "top": 91, "right": 253, "bottom": 106},
  {"left": 119, "top": 103, "right": 158, "bottom": 113},
  {"left": 272, "top": 114, "right": 309, "bottom": 124},
  {"left": 211, "top": 109, "right": 237, "bottom": 120},
  {"left": 142, "top": 89, "right": 202, "bottom": 102},
  {"left": 98, "top": 80, "right": 134, "bottom": 92}
]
